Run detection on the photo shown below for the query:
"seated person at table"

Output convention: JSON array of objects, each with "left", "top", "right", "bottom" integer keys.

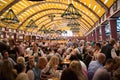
[
  {"left": 41, "top": 55, "right": 59, "bottom": 79},
  {"left": 60, "top": 68, "right": 78, "bottom": 80},
  {"left": 69, "top": 60, "right": 88, "bottom": 80},
  {"left": 92, "top": 59, "right": 115, "bottom": 80},
  {"left": 27, "top": 57, "right": 48, "bottom": 80},
  {"left": 88, "top": 53, "right": 106, "bottom": 80}
]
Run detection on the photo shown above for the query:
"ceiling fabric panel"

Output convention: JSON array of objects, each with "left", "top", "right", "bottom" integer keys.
[
  {"left": 101, "top": 0, "right": 116, "bottom": 7},
  {"left": 17, "top": 2, "right": 95, "bottom": 29},
  {"left": 0, "top": 0, "right": 13, "bottom": 12}
]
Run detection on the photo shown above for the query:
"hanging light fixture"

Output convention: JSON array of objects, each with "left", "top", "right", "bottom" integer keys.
[
  {"left": 50, "top": 30, "right": 55, "bottom": 33},
  {"left": 72, "top": 30, "right": 79, "bottom": 33},
  {"left": 44, "top": 30, "right": 50, "bottom": 34},
  {"left": 39, "top": 25, "right": 45, "bottom": 31},
  {"left": 26, "top": 19, "right": 38, "bottom": 28},
  {"left": 48, "top": 14, "right": 55, "bottom": 21},
  {"left": 70, "top": 27, "right": 80, "bottom": 30},
  {"left": 39, "top": 25, "right": 49, "bottom": 34},
  {"left": 61, "top": 3, "right": 81, "bottom": 29},
  {"left": 61, "top": 3, "right": 81, "bottom": 19},
  {"left": 62, "top": 30, "right": 67, "bottom": 34},
  {"left": 1, "top": 9, "right": 19, "bottom": 24},
  {"left": 70, "top": 27, "right": 80, "bottom": 33},
  {"left": 67, "top": 19, "right": 80, "bottom": 27},
  {"left": 56, "top": 30, "right": 62, "bottom": 34}
]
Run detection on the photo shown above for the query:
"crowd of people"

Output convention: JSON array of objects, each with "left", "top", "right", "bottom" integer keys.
[{"left": 0, "top": 38, "right": 120, "bottom": 80}]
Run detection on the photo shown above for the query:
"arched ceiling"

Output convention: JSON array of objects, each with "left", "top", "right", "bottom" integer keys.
[{"left": 0, "top": 0, "right": 116, "bottom": 36}]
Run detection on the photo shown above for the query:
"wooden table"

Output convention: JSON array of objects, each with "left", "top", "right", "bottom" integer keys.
[
  {"left": 61, "top": 59, "right": 71, "bottom": 69},
  {"left": 48, "top": 77, "right": 59, "bottom": 80},
  {"left": 61, "top": 59, "right": 71, "bottom": 64}
]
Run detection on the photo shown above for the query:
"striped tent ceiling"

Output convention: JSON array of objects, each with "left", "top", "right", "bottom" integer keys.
[{"left": 0, "top": 0, "right": 116, "bottom": 36}]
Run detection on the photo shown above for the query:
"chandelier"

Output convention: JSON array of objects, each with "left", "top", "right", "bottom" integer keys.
[
  {"left": 39, "top": 29, "right": 63, "bottom": 34},
  {"left": 39, "top": 25, "right": 49, "bottom": 34},
  {"left": 1, "top": 9, "right": 19, "bottom": 24},
  {"left": 72, "top": 30, "right": 79, "bottom": 33},
  {"left": 26, "top": 19, "right": 38, "bottom": 28},
  {"left": 62, "top": 30, "right": 67, "bottom": 34},
  {"left": 61, "top": 3, "right": 81, "bottom": 28},
  {"left": 70, "top": 27, "right": 80, "bottom": 33},
  {"left": 39, "top": 25, "right": 45, "bottom": 31},
  {"left": 43, "top": 30, "right": 57, "bottom": 34},
  {"left": 50, "top": 30, "right": 55, "bottom": 33},
  {"left": 48, "top": 14, "right": 55, "bottom": 21},
  {"left": 61, "top": 3, "right": 81, "bottom": 19},
  {"left": 67, "top": 19, "right": 80, "bottom": 27},
  {"left": 44, "top": 30, "right": 50, "bottom": 34},
  {"left": 70, "top": 27, "right": 80, "bottom": 30},
  {"left": 56, "top": 30, "right": 62, "bottom": 34}
]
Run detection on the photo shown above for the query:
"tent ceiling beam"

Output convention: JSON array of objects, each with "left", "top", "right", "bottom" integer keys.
[
  {"left": 74, "top": 0, "right": 100, "bottom": 19},
  {"left": 0, "top": 0, "right": 19, "bottom": 16},
  {"left": 96, "top": 0, "right": 108, "bottom": 12}
]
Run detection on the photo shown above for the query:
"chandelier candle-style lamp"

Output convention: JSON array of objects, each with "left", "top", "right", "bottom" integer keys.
[{"left": 1, "top": 9, "right": 19, "bottom": 27}]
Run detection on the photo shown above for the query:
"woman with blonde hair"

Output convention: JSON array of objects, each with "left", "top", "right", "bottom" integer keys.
[
  {"left": 48, "top": 55, "right": 59, "bottom": 68},
  {"left": 69, "top": 60, "right": 88, "bottom": 80},
  {"left": 41, "top": 55, "right": 59, "bottom": 78}
]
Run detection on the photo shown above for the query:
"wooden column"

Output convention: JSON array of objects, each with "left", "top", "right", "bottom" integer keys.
[
  {"left": 101, "top": 26, "right": 106, "bottom": 41},
  {"left": 109, "top": 19, "right": 117, "bottom": 40}
]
